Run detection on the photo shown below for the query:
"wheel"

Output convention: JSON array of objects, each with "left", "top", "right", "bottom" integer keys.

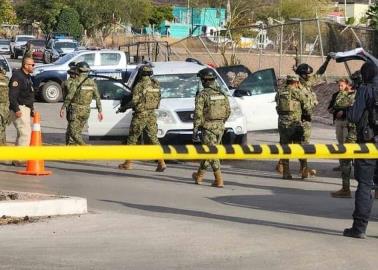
[
  {"left": 234, "top": 134, "right": 247, "bottom": 145},
  {"left": 41, "top": 81, "right": 62, "bottom": 103}
]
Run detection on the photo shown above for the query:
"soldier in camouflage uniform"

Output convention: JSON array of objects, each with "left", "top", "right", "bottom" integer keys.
[
  {"left": 0, "top": 67, "right": 10, "bottom": 145},
  {"left": 295, "top": 58, "right": 331, "bottom": 179},
  {"left": 192, "top": 68, "right": 231, "bottom": 188},
  {"left": 60, "top": 61, "right": 103, "bottom": 145},
  {"left": 118, "top": 65, "right": 166, "bottom": 172},
  {"left": 330, "top": 78, "right": 356, "bottom": 198},
  {"left": 276, "top": 75, "right": 310, "bottom": 179}
]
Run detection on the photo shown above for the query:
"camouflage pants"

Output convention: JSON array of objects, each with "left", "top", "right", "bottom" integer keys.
[
  {"left": 0, "top": 115, "right": 6, "bottom": 145},
  {"left": 199, "top": 129, "right": 223, "bottom": 172},
  {"left": 302, "top": 120, "right": 312, "bottom": 144},
  {"left": 66, "top": 105, "right": 90, "bottom": 145},
  {"left": 127, "top": 111, "right": 160, "bottom": 145},
  {"left": 338, "top": 122, "right": 356, "bottom": 188},
  {"left": 278, "top": 123, "right": 304, "bottom": 168}
]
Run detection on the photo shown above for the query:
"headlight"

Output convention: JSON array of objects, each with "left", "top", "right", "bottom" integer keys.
[
  {"left": 156, "top": 110, "right": 176, "bottom": 124},
  {"left": 228, "top": 105, "right": 244, "bottom": 121}
]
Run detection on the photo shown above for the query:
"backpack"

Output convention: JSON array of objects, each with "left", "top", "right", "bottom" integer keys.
[
  {"left": 205, "top": 91, "right": 230, "bottom": 121},
  {"left": 143, "top": 83, "right": 161, "bottom": 110}
]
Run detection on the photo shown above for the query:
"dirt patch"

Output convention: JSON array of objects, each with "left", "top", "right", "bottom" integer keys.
[
  {"left": 0, "top": 191, "right": 63, "bottom": 201},
  {"left": 0, "top": 215, "right": 40, "bottom": 225}
]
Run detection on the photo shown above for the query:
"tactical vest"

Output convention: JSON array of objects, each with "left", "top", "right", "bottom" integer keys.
[
  {"left": 143, "top": 84, "right": 160, "bottom": 110},
  {"left": 72, "top": 78, "right": 96, "bottom": 106},
  {"left": 205, "top": 90, "right": 230, "bottom": 121},
  {"left": 0, "top": 75, "right": 9, "bottom": 103},
  {"left": 277, "top": 87, "right": 296, "bottom": 114},
  {"left": 371, "top": 85, "right": 378, "bottom": 138}
]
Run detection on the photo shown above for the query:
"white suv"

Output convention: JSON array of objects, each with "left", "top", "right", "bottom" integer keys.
[{"left": 87, "top": 61, "right": 248, "bottom": 144}]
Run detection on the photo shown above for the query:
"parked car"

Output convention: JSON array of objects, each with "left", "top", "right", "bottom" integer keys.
[
  {"left": 332, "top": 47, "right": 378, "bottom": 68},
  {"left": 32, "top": 49, "right": 136, "bottom": 102},
  {"left": 43, "top": 38, "right": 78, "bottom": 64},
  {"left": 10, "top": 35, "right": 35, "bottom": 59},
  {"left": 0, "top": 55, "right": 12, "bottom": 78},
  {"left": 0, "top": 39, "right": 11, "bottom": 55},
  {"left": 87, "top": 61, "right": 248, "bottom": 144},
  {"left": 21, "top": 39, "right": 46, "bottom": 61},
  {"left": 217, "top": 64, "right": 278, "bottom": 131}
]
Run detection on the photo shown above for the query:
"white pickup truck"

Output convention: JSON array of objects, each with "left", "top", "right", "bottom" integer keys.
[{"left": 32, "top": 49, "right": 136, "bottom": 102}]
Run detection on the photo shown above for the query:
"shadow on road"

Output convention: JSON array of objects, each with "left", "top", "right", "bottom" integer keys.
[{"left": 100, "top": 199, "right": 343, "bottom": 237}]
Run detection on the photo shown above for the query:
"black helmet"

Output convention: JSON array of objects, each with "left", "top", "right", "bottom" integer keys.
[
  {"left": 140, "top": 65, "right": 153, "bottom": 76},
  {"left": 76, "top": 61, "right": 91, "bottom": 73},
  {"left": 68, "top": 61, "right": 77, "bottom": 68},
  {"left": 295, "top": 63, "right": 313, "bottom": 76},
  {"left": 197, "top": 68, "right": 216, "bottom": 80}
]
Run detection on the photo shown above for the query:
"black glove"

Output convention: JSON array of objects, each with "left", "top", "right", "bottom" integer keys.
[{"left": 192, "top": 128, "right": 201, "bottom": 143}]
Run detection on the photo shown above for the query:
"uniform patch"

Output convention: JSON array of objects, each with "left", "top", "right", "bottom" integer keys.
[
  {"left": 147, "top": 88, "right": 160, "bottom": 92},
  {"left": 12, "top": 81, "right": 18, "bottom": 87},
  {"left": 210, "top": 95, "right": 225, "bottom": 101},
  {"left": 0, "top": 82, "right": 7, "bottom": 86},
  {"left": 81, "top": 86, "right": 94, "bottom": 90}
]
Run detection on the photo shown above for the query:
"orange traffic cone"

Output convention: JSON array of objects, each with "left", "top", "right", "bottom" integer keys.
[{"left": 18, "top": 112, "right": 52, "bottom": 176}]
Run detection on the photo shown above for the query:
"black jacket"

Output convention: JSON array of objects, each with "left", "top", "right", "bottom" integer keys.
[{"left": 8, "top": 69, "right": 34, "bottom": 113}]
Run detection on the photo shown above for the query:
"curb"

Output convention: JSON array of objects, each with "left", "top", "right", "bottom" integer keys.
[{"left": 0, "top": 191, "right": 87, "bottom": 218}]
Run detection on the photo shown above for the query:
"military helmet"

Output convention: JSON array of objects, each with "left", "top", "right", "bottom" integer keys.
[
  {"left": 286, "top": 74, "right": 300, "bottom": 82},
  {"left": 295, "top": 63, "right": 314, "bottom": 76},
  {"left": 140, "top": 65, "right": 153, "bottom": 76},
  {"left": 197, "top": 68, "right": 217, "bottom": 80},
  {"left": 68, "top": 61, "right": 77, "bottom": 68},
  {"left": 76, "top": 61, "right": 91, "bottom": 73}
]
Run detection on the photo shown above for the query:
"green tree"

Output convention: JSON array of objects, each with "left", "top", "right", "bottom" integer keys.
[
  {"left": 55, "top": 7, "right": 83, "bottom": 39},
  {"left": 0, "top": 0, "right": 17, "bottom": 24},
  {"left": 367, "top": 3, "right": 378, "bottom": 29},
  {"left": 16, "top": 0, "right": 66, "bottom": 34},
  {"left": 149, "top": 5, "right": 174, "bottom": 26}
]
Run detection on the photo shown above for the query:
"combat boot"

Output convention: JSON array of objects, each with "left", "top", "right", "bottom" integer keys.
[
  {"left": 156, "top": 160, "right": 167, "bottom": 172},
  {"left": 275, "top": 160, "right": 283, "bottom": 174},
  {"left": 331, "top": 187, "right": 352, "bottom": 198},
  {"left": 282, "top": 160, "right": 292, "bottom": 180},
  {"left": 300, "top": 159, "right": 316, "bottom": 179},
  {"left": 212, "top": 170, "right": 224, "bottom": 188},
  {"left": 192, "top": 170, "right": 205, "bottom": 185},
  {"left": 118, "top": 160, "right": 132, "bottom": 170}
]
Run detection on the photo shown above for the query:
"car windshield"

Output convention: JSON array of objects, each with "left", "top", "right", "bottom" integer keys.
[
  {"left": 30, "top": 40, "right": 45, "bottom": 47},
  {"left": 54, "top": 52, "right": 77, "bottom": 65},
  {"left": 154, "top": 73, "right": 229, "bottom": 99},
  {"left": 238, "top": 69, "right": 276, "bottom": 95},
  {"left": 18, "top": 37, "right": 34, "bottom": 42},
  {"left": 55, "top": 42, "right": 77, "bottom": 49},
  {"left": 0, "top": 40, "right": 10, "bottom": 45}
]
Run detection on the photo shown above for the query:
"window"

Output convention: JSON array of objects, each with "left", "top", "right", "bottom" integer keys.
[
  {"left": 238, "top": 69, "right": 277, "bottom": 95},
  {"left": 154, "top": 73, "right": 229, "bottom": 99},
  {"left": 100, "top": 53, "right": 121, "bottom": 66},
  {"left": 75, "top": 53, "right": 95, "bottom": 66},
  {"left": 95, "top": 80, "right": 129, "bottom": 100}
]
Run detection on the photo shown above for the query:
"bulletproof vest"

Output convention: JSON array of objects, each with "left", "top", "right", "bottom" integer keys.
[
  {"left": 143, "top": 80, "right": 160, "bottom": 110},
  {"left": 72, "top": 77, "right": 96, "bottom": 106},
  {"left": 0, "top": 75, "right": 9, "bottom": 103},
  {"left": 371, "top": 85, "right": 378, "bottom": 137},
  {"left": 204, "top": 88, "right": 230, "bottom": 121},
  {"left": 277, "top": 87, "right": 300, "bottom": 114}
]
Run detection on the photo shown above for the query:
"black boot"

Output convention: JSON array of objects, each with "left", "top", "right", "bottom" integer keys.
[{"left": 343, "top": 228, "right": 366, "bottom": 239}]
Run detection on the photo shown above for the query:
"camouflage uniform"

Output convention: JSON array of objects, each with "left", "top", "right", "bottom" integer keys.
[
  {"left": 193, "top": 80, "right": 231, "bottom": 186},
  {"left": 127, "top": 76, "right": 161, "bottom": 145},
  {"left": 276, "top": 76, "right": 310, "bottom": 179},
  {"left": 0, "top": 71, "right": 10, "bottom": 145},
  {"left": 331, "top": 90, "right": 356, "bottom": 197},
  {"left": 62, "top": 73, "right": 101, "bottom": 145},
  {"left": 24, "top": 43, "right": 33, "bottom": 59},
  {"left": 119, "top": 71, "right": 166, "bottom": 172}
]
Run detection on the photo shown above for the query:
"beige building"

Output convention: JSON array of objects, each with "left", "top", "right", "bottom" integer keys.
[{"left": 335, "top": 1, "right": 374, "bottom": 25}]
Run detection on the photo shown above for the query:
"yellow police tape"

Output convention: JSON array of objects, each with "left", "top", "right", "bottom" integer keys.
[{"left": 0, "top": 143, "right": 378, "bottom": 160}]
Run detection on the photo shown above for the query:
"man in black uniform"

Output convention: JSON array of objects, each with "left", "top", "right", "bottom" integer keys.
[
  {"left": 344, "top": 62, "right": 378, "bottom": 239},
  {"left": 9, "top": 56, "right": 35, "bottom": 166}
]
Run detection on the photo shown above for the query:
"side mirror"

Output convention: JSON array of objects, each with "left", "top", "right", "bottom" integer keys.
[{"left": 233, "top": 89, "right": 251, "bottom": 97}]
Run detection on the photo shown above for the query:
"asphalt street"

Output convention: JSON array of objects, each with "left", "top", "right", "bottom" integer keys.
[{"left": 0, "top": 56, "right": 377, "bottom": 270}]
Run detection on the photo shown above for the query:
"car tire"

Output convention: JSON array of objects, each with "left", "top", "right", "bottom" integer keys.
[
  {"left": 222, "top": 132, "right": 247, "bottom": 145},
  {"left": 234, "top": 134, "right": 247, "bottom": 145},
  {"left": 41, "top": 81, "right": 62, "bottom": 103}
]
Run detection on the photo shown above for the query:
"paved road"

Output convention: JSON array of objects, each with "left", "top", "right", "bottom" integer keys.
[{"left": 0, "top": 56, "right": 377, "bottom": 270}]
